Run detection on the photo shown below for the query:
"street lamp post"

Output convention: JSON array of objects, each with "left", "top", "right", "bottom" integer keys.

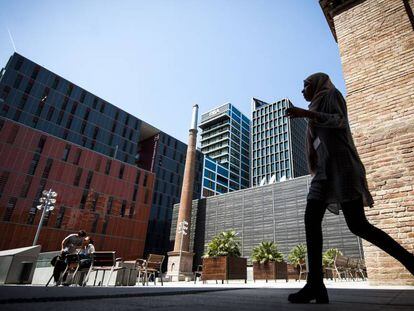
[
  {"left": 32, "top": 189, "right": 57, "bottom": 246},
  {"left": 177, "top": 220, "right": 188, "bottom": 280}
]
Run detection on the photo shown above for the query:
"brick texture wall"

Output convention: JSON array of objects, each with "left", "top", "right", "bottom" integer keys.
[{"left": 333, "top": 0, "right": 414, "bottom": 285}]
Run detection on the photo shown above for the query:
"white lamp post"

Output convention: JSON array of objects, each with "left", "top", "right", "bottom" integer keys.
[
  {"left": 32, "top": 189, "right": 57, "bottom": 246},
  {"left": 177, "top": 220, "right": 188, "bottom": 280}
]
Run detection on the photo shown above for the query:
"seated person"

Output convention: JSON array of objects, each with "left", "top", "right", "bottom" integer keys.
[
  {"left": 52, "top": 230, "right": 87, "bottom": 284},
  {"left": 79, "top": 236, "right": 95, "bottom": 268}
]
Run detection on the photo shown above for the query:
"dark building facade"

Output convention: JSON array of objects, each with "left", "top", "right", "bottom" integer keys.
[
  {"left": 143, "top": 132, "right": 203, "bottom": 257},
  {"left": 0, "top": 53, "right": 202, "bottom": 258},
  {"left": 0, "top": 118, "right": 155, "bottom": 259},
  {"left": 251, "top": 98, "right": 308, "bottom": 185},
  {"left": 171, "top": 175, "right": 363, "bottom": 269}
]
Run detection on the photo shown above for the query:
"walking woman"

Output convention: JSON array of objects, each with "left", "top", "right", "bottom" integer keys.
[{"left": 285, "top": 72, "right": 414, "bottom": 304}]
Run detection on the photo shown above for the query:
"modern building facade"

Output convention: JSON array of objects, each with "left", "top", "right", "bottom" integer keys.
[
  {"left": 199, "top": 103, "right": 250, "bottom": 197},
  {"left": 0, "top": 52, "right": 202, "bottom": 259},
  {"left": 251, "top": 98, "right": 307, "bottom": 186},
  {"left": 171, "top": 175, "right": 363, "bottom": 269},
  {"left": 0, "top": 118, "right": 155, "bottom": 259}
]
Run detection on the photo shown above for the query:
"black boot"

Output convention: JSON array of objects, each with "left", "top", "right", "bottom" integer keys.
[{"left": 288, "top": 283, "right": 329, "bottom": 304}]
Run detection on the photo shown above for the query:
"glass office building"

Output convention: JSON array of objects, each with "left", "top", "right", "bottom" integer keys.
[
  {"left": 251, "top": 98, "right": 307, "bottom": 186},
  {"left": 199, "top": 103, "right": 250, "bottom": 197},
  {"left": 0, "top": 53, "right": 202, "bottom": 258}
]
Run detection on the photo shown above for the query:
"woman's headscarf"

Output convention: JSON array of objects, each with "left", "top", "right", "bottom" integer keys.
[{"left": 305, "top": 73, "right": 335, "bottom": 174}]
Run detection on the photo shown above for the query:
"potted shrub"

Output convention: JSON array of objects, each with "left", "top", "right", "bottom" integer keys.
[
  {"left": 287, "top": 244, "right": 307, "bottom": 280},
  {"left": 323, "top": 248, "right": 342, "bottom": 279},
  {"left": 251, "top": 241, "right": 287, "bottom": 282},
  {"left": 202, "top": 230, "right": 247, "bottom": 283}
]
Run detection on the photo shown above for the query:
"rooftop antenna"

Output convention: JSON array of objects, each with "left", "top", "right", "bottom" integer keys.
[{"left": 7, "top": 26, "right": 17, "bottom": 52}]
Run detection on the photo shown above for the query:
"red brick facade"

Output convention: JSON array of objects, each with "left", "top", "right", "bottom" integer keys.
[
  {"left": 0, "top": 118, "right": 155, "bottom": 260},
  {"left": 321, "top": 0, "right": 414, "bottom": 285}
]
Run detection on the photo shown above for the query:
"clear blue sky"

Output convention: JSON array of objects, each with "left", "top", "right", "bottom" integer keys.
[{"left": 0, "top": 0, "right": 345, "bottom": 144}]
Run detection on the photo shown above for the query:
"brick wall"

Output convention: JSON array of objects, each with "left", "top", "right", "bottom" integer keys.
[{"left": 333, "top": 0, "right": 414, "bottom": 285}]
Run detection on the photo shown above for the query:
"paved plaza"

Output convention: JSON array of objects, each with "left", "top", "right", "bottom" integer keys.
[{"left": 1, "top": 281, "right": 413, "bottom": 311}]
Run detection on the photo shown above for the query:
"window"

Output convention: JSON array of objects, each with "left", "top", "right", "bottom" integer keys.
[
  {"left": 91, "top": 193, "right": 99, "bottom": 211},
  {"left": 132, "top": 185, "right": 138, "bottom": 202},
  {"left": 55, "top": 206, "right": 66, "bottom": 228},
  {"left": 31, "top": 66, "right": 40, "bottom": 79},
  {"left": 74, "top": 168, "right": 82, "bottom": 186},
  {"left": 73, "top": 149, "right": 82, "bottom": 165},
  {"left": 135, "top": 170, "right": 141, "bottom": 185},
  {"left": 107, "top": 197, "right": 113, "bottom": 214},
  {"left": 52, "top": 77, "right": 60, "bottom": 89},
  {"left": 85, "top": 171, "right": 93, "bottom": 189},
  {"left": 15, "top": 57, "right": 23, "bottom": 70},
  {"left": 105, "top": 160, "right": 111, "bottom": 175},
  {"left": 13, "top": 74, "right": 23, "bottom": 88},
  {"left": 100, "top": 102, "right": 105, "bottom": 113},
  {"left": 66, "top": 84, "right": 73, "bottom": 97},
  {"left": 129, "top": 203, "right": 135, "bottom": 218},
  {"left": 42, "top": 159, "right": 53, "bottom": 179},
  {"left": 0, "top": 171, "right": 10, "bottom": 198},
  {"left": 119, "top": 164, "right": 125, "bottom": 179},
  {"left": 25, "top": 80, "right": 34, "bottom": 94},
  {"left": 62, "top": 144, "right": 71, "bottom": 161},
  {"left": 93, "top": 126, "right": 99, "bottom": 140},
  {"left": 121, "top": 200, "right": 126, "bottom": 217},
  {"left": 3, "top": 197, "right": 17, "bottom": 221},
  {"left": 18, "top": 94, "right": 28, "bottom": 109},
  {"left": 143, "top": 173, "right": 148, "bottom": 187},
  {"left": 79, "top": 190, "right": 88, "bottom": 209},
  {"left": 65, "top": 115, "right": 73, "bottom": 129},
  {"left": 93, "top": 97, "right": 98, "bottom": 109},
  {"left": 28, "top": 153, "right": 40, "bottom": 175},
  {"left": 80, "top": 90, "right": 86, "bottom": 102},
  {"left": 80, "top": 121, "right": 87, "bottom": 134},
  {"left": 46, "top": 106, "right": 55, "bottom": 121}
]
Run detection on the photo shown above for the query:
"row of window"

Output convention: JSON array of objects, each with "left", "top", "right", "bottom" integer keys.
[{"left": 12, "top": 57, "right": 140, "bottom": 129}]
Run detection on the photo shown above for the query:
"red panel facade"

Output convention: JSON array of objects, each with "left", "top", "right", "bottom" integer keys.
[{"left": 0, "top": 118, "right": 154, "bottom": 260}]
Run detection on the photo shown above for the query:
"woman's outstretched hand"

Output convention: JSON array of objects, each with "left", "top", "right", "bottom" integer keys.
[{"left": 285, "top": 107, "right": 310, "bottom": 119}]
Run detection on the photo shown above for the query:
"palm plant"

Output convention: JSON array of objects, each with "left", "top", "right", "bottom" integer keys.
[
  {"left": 322, "top": 248, "right": 342, "bottom": 267},
  {"left": 287, "top": 244, "right": 307, "bottom": 266},
  {"left": 204, "top": 230, "right": 241, "bottom": 258},
  {"left": 251, "top": 241, "right": 284, "bottom": 264}
]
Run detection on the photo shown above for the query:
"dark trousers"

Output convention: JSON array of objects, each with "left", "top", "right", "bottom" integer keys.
[
  {"left": 53, "top": 257, "right": 67, "bottom": 282},
  {"left": 305, "top": 197, "right": 414, "bottom": 284}
]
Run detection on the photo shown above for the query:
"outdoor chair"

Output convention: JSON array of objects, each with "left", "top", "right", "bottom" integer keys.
[
  {"left": 325, "top": 254, "right": 349, "bottom": 281},
  {"left": 134, "top": 258, "right": 147, "bottom": 285},
  {"left": 138, "top": 254, "right": 165, "bottom": 286},
  {"left": 298, "top": 261, "right": 308, "bottom": 281},
  {"left": 82, "top": 251, "right": 125, "bottom": 286},
  {"left": 194, "top": 264, "right": 203, "bottom": 284}
]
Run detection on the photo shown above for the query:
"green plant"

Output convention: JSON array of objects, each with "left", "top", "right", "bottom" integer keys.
[
  {"left": 204, "top": 230, "right": 241, "bottom": 258},
  {"left": 287, "top": 244, "right": 307, "bottom": 266},
  {"left": 251, "top": 241, "right": 284, "bottom": 264},
  {"left": 322, "top": 248, "right": 342, "bottom": 267}
]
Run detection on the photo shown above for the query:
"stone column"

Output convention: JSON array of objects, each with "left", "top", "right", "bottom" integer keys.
[{"left": 167, "top": 104, "right": 199, "bottom": 281}]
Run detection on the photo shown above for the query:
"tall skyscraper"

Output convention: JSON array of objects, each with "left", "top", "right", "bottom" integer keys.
[
  {"left": 251, "top": 98, "right": 307, "bottom": 186},
  {"left": 0, "top": 53, "right": 202, "bottom": 258},
  {"left": 199, "top": 103, "right": 250, "bottom": 197}
]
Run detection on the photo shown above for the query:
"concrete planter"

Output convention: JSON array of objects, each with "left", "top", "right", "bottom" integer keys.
[
  {"left": 202, "top": 256, "right": 247, "bottom": 283},
  {"left": 253, "top": 261, "right": 288, "bottom": 282}
]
